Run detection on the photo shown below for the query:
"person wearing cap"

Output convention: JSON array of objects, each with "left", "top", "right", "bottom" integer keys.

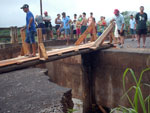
[
  {"left": 58, "top": 12, "right": 71, "bottom": 45},
  {"left": 43, "top": 11, "right": 54, "bottom": 40},
  {"left": 111, "top": 9, "right": 125, "bottom": 48},
  {"left": 21, "top": 4, "right": 36, "bottom": 57},
  {"left": 135, "top": 6, "right": 148, "bottom": 48}
]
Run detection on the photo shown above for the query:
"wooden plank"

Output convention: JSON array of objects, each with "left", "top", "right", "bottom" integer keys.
[
  {"left": 37, "top": 28, "right": 48, "bottom": 60},
  {"left": 90, "top": 22, "right": 115, "bottom": 49},
  {"left": 20, "top": 30, "right": 29, "bottom": 56},
  {"left": 90, "top": 23, "right": 97, "bottom": 42},
  {"left": 75, "top": 24, "right": 93, "bottom": 45},
  {"left": 10, "top": 27, "right": 18, "bottom": 44},
  {"left": 39, "top": 43, "right": 48, "bottom": 60},
  {"left": 0, "top": 42, "right": 94, "bottom": 68}
]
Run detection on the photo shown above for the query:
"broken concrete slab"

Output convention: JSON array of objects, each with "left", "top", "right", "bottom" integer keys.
[{"left": 0, "top": 68, "right": 73, "bottom": 113}]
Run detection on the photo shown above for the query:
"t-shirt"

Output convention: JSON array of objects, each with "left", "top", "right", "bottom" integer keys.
[
  {"left": 72, "top": 22, "right": 77, "bottom": 30},
  {"left": 114, "top": 14, "right": 125, "bottom": 30},
  {"left": 135, "top": 12, "right": 147, "bottom": 29},
  {"left": 26, "top": 11, "right": 36, "bottom": 31},
  {"left": 35, "top": 15, "right": 43, "bottom": 25},
  {"left": 43, "top": 16, "right": 51, "bottom": 28},
  {"left": 97, "top": 20, "right": 106, "bottom": 33},
  {"left": 62, "top": 17, "right": 70, "bottom": 29},
  {"left": 129, "top": 19, "right": 136, "bottom": 29}
]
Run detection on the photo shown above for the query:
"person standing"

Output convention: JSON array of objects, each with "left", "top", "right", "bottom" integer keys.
[
  {"left": 35, "top": 15, "right": 46, "bottom": 41},
  {"left": 72, "top": 20, "right": 77, "bottom": 39},
  {"left": 135, "top": 6, "right": 148, "bottom": 48},
  {"left": 55, "top": 14, "right": 62, "bottom": 39},
  {"left": 88, "top": 12, "right": 94, "bottom": 26},
  {"left": 129, "top": 15, "right": 136, "bottom": 41},
  {"left": 78, "top": 15, "right": 83, "bottom": 22},
  {"left": 21, "top": 4, "right": 36, "bottom": 57},
  {"left": 81, "top": 12, "right": 88, "bottom": 34},
  {"left": 80, "top": 12, "right": 88, "bottom": 43},
  {"left": 97, "top": 16, "right": 107, "bottom": 37},
  {"left": 58, "top": 12, "right": 71, "bottom": 45},
  {"left": 43, "top": 11, "right": 54, "bottom": 40},
  {"left": 112, "top": 9, "right": 125, "bottom": 48},
  {"left": 88, "top": 12, "right": 95, "bottom": 37}
]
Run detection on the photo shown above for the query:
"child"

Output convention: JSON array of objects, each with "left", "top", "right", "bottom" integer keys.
[
  {"left": 76, "top": 20, "right": 81, "bottom": 38},
  {"left": 72, "top": 20, "right": 77, "bottom": 39}
]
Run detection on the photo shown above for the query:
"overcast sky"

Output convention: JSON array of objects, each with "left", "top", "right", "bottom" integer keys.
[{"left": 0, "top": 0, "right": 150, "bottom": 27}]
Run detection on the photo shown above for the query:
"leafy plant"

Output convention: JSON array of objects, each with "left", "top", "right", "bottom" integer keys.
[
  {"left": 67, "top": 108, "right": 77, "bottom": 113},
  {"left": 111, "top": 68, "right": 150, "bottom": 113}
]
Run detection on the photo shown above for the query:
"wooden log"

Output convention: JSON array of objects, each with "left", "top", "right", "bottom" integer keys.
[
  {"left": 91, "top": 22, "right": 115, "bottom": 49},
  {"left": 37, "top": 28, "right": 48, "bottom": 60},
  {"left": 75, "top": 23, "right": 95, "bottom": 45},
  {"left": 90, "top": 23, "right": 97, "bottom": 42},
  {"left": 98, "top": 105, "right": 107, "bottom": 113},
  {"left": 10, "top": 26, "right": 18, "bottom": 44},
  {"left": 20, "top": 30, "right": 29, "bottom": 56}
]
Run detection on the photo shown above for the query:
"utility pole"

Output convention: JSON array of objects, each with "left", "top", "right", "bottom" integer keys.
[{"left": 40, "top": 0, "right": 43, "bottom": 16}]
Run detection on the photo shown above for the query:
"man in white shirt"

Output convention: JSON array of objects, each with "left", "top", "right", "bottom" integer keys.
[
  {"left": 43, "top": 11, "right": 54, "bottom": 40},
  {"left": 129, "top": 15, "right": 136, "bottom": 41}
]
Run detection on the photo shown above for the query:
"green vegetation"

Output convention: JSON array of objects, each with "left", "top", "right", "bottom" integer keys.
[
  {"left": 111, "top": 68, "right": 150, "bottom": 113},
  {"left": 0, "top": 28, "right": 21, "bottom": 43},
  {"left": 67, "top": 109, "right": 77, "bottom": 113}
]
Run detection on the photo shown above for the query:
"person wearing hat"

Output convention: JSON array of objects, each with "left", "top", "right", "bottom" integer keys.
[
  {"left": 111, "top": 9, "right": 125, "bottom": 48},
  {"left": 43, "top": 11, "right": 54, "bottom": 40},
  {"left": 21, "top": 4, "right": 36, "bottom": 57}
]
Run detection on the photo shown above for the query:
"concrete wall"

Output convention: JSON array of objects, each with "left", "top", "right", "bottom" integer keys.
[
  {"left": 0, "top": 39, "right": 77, "bottom": 60},
  {"left": 46, "top": 55, "right": 83, "bottom": 100},
  {"left": 91, "top": 50, "right": 150, "bottom": 109},
  {"left": 45, "top": 49, "right": 150, "bottom": 113}
]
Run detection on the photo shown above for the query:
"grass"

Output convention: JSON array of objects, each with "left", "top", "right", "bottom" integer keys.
[
  {"left": 111, "top": 68, "right": 150, "bottom": 113},
  {"left": 67, "top": 109, "right": 77, "bottom": 113}
]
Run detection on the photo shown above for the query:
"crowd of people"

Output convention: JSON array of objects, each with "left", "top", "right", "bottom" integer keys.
[
  {"left": 20, "top": 4, "right": 148, "bottom": 57},
  {"left": 34, "top": 11, "right": 107, "bottom": 45}
]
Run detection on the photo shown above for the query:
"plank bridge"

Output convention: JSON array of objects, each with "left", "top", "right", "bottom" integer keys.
[{"left": 0, "top": 22, "right": 115, "bottom": 73}]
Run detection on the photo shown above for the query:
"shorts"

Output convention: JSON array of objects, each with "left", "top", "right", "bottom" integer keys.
[
  {"left": 26, "top": 30, "right": 36, "bottom": 44},
  {"left": 73, "top": 30, "right": 76, "bottom": 34},
  {"left": 55, "top": 25, "right": 60, "bottom": 31},
  {"left": 76, "top": 28, "right": 81, "bottom": 35},
  {"left": 60, "top": 28, "right": 70, "bottom": 35},
  {"left": 49, "top": 22, "right": 53, "bottom": 30},
  {"left": 118, "top": 30, "right": 125, "bottom": 36},
  {"left": 130, "top": 29, "right": 136, "bottom": 35},
  {"left": 97, "top": 32, "right": 102, "bottom": 37},
  {"left": 38, "top": 23, "right": 46, "bottom": 34},
  {"left": 81, "top": 26, "right": 87, "bottom": 34},
  {"left": 136, "top": 29, "right": 147, "bottom": 35}
]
